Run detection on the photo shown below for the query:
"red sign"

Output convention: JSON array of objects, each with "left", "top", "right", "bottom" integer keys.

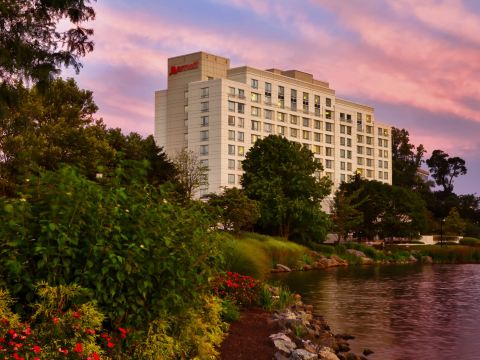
[{"left": 169, "top": 61, "right": 199, "bottom": 76}]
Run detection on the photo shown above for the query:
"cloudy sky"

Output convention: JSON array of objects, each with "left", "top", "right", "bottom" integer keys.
[{"left": 66, "top": 0, "right": 480, "bottom": 195}]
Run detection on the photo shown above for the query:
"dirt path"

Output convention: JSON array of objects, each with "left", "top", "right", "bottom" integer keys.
[{"left": 220, "top": 308, "right": 277, "bottom": 360}]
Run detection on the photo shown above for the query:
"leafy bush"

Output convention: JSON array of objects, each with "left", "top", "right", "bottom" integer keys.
[
  {"left": 257, "top": 284, "right": 295, "bottom": 311},
  {"left": 419, "top": 245, "right": 480, "bottom": 263},
  {"left": 0, "top": 166, "right": 222, "bottom": 328},
  {"left": 0, "top": 284, "right": 108, "bottom": 360},
  {"left": 135, "top": 296, "right": 227, "bottom": 360},
  {"left": 212, "top": 272, "right": 260, "bottom": 306},
  {"left": 220, "top": 299, "right": 241, "bottom": 323}
]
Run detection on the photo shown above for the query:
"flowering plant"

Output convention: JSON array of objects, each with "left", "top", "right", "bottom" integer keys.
[{"left": 212, "top": 272, "right": 260, "bottom": 306}]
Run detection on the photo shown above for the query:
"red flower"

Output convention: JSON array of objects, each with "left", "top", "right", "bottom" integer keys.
[
  {"left": 32, "top": 345, "right": 41, "bottom": 353},
  {"left": 118, "top": 327, "right": 127, "bottom": 339},
  {"left": 72, "top": 311, "right": 81, "bottom": 319},
  {"left": 74, "top": 342, "right": 83, "bottom": 353},
  {"left": 58, "top": 347, "right": 69, "bottom": 355},
  {"left": 1, "top": 318, "right": 8, "bottom": 325},
  {"left": 12, "top": 353, "right": 24, "bottom": 360},
  {"left": 53, "top": 317, "right": 59, "bottom": 325},
  {"left": 107, "top": 341, "right": 115, "bottom": 348},
  {"left": 22, "top": 328, "right": 32, "bottom": 336},
  {"left": 87, "top": 353, "right": 100, "bottom": 360},
  {"left": 85, "top": 328, "right": 96, "bottom": 335}
]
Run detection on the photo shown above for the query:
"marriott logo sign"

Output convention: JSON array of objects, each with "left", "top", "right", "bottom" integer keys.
[{"left": 169, "top": 61, "right": 199, "bottom": 76}]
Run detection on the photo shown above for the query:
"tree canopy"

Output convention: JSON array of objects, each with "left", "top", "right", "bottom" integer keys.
[
  {"left": 241, "top": 135, "right": 332, "bottom": 240},
  {"left": 426, "top": 149, "right": 467, "bottom": 193}
]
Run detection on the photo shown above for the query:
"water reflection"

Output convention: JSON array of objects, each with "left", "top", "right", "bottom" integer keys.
[{"left": 273, "top": 265, "right": 480, "bottom": 360}]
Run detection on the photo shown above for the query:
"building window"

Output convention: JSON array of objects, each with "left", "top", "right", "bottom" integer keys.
[
  {"left": 340, "top": 149, "right": 346, "bottom": 158},
  {"left": 378, "top": 160, "right": 383, "bottom": 168},
  {"left": 200, "top": 130, "right": 209, "bottom": 141},
  {"left": 228, "top": 115, "right": 235, "bottom": 126},
  {"left": 277, "top": 112, "right": 286, "bottom": 122},
  {"left": 251, "top": 120, "right": 261, "bottom": 131},
  {"left": 366, "top": 136, "right": 373, "bottom": 145},
  {"left": 314, "top": 120, "right": 321, "bottom": 130},
  {"left": 325, "top": 110, "right": 332, "bottom": 119},
  {"left": 357, "top": 145, "right": 364, "bottom": 154},
  {"left": 228, "top": 159, "right": 235, "bottom": 170},
  {"left": 384, "top": 140, "right": 388, "bottom": 148},
  {"left": 200, "top": 159, "right": 209, "bottom": 168},
  {"left": 357, "top": 157, "right": 364, "bottom": 165},
  {"left": 201, "top": 101, "right": 209, "bottom": 112},
  {"left": 384, "top": 161, "right": 388, "bottom": 168},
  {"left": 347, "top": 150, "right": 352, "bottom": 159},
  {"left": 228, "top": 144, "right": 235, "bottom": 155},
  {"left": 378, "top": 171, "right": 383, "bottom": 179},
  {"left": 277, "top": 125, "right": 286, "bottom": 135},
  {"left": 238, "top": 89, "right": 245, "bottom": 99},
  {"left": 237, "top": 160, "right": 243, "bottom": 170},
  {"left": 302, "top": 130, "right": 310, "bottom": 140},
  {"left": 326, "top": 97, "right": 332, "bottom": 107},
  {"left": 251, "top": 106, "right": 260, "bottom": 117},
  {"left": 237, "top": 103, "right": 245, "bottom": 114},
  {"left": 277, "top": 86, "right": 285, "bottom": 108},
  {"left": 228, "top": 174, "right": 235, "bottom": 184},
  {"left": 325, "top": 160, "right": 333, "bottom": 169},
  {"left": 229, "top": 87, "right": 236, "bottom": 95},
  {"left": 366, "top": 125, "right": 373, "bottom": 134},
  {"left": 264, "top": 109, "right": 273, "bottom": 120},
  {"left": 290, "top": 115, "right": 298, "bottom": 125},
  {"left": 367, "top": 158, "right": 373, "bottom": 167},
  {"left": 290, "top": 128, "right": 298, "bottom": 138},
  {"left": 201, "top": 87, "right": 209, "bottom": 98},
  {"left": 291, "top": 89, "right": 297, "bottom": 111},
  {"left": 325, "top": 147, "right": 333, "bottom": 156},
  {"left": 367, "top": 169, "right": 373, "bottom": 178},
  {"left": 384, "top": 150, "right": 388, "bottom": 157},
  {"left": 251, "top": 78, "right": 258, "bottom": 89},
  {"left": 340, "top": 112, "right": 345, "bottom": 121},
  {"left": 200, "top": 145, "right": 209, "bottom": 155},
  {"left": 366, "top": 147, "right": 373, "bottom": 156},
  {"left": 325, "top": 122, "right": 333, "bottom": 132},
  {"left": 340, "top": 137, "right": 346, "bottom": 146},
  {"left": 378, "top": 149, "right": 383, "bottom": 157},
  {"left": 228, "top": 130, "right": 235, "bottom": 141},
  {"left": 201, "top": 116, "right": 209, "bottom": 127},
  {"left": 302, "top": 117, "right": 310, "bottom": 127},
  {"left": 384, "top": 172, "right": 388, "bottom": 180},
  {"left": 303, "top": 92, "right": 309, "bottom": 112},
  {"left": 251, "top": 134, "right": 260, "bottom": 143},
  {"left": 264, "top": 123, "right": 273, "bottom": 133},
  {"left": 228, "top": 101, "right": 235, "bottom": 112},
  {"left": 366, "top": 114, "right": 372, "bottom": 123},
  {"left": 325, "top": 134, "right": 333, "bottom": 144},
  {"left": 314, "top": 95, "right": 321, "bottom": 116},
  {"left": 251, "top": 92, "right": 260, "bottom": 103},
  {"left": 378, "top": 138, "right": 383, "bottom": 147},
  {"left": 314, "top": 132, "right": 322, "bottom": 142},
  {"left": 238, "top": 131, "right": 244, "bottom": 142},
  {"left": 341, "top": 161, "right": 346, "bottom": 170},
  {"left": 238, "top": 146, "right": 245, "bottom": 156},
  {"left": 238, "top": 117, "right": 244, "bottom": 128},
  {"left": 265, "top": 82, "right": 272, "bottom": 96},
  {"left": 314, "top": 145, "right": 322, "bottom": 155}
]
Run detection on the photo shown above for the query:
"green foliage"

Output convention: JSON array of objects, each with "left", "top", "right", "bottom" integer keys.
[
  {"left": 444, "top": 207, "right": 466, "bottom": 236},
  {"left": 459, "top": 237, "right": 480, "bottom": 246},
  {"left": 207, "top": 187, "right": 260, "bottom": 234},
  {"left": 0, "top": 165, "right": 222, "bottom": 328},
  {"left": 172, "top": 148, "right": 209, "bottom": 200},
  {"left": 220, "top": 299, "right": 241, "bottom": 323},
  {"left": 331, "top": 188, "right": 364, "bottom": 241},
  {"left": 135, "top": 296, "right": 227, "bottom": 360},
  {"left": 241, "top": 135, "right": 332, "bottom": 240},
  {"left": 418, "top": 245, "right": 480, "bottom": 263},
  {"left": 220, "top": 233, "right": 311, "bottom": 279},
  {"left": 212, "top": 272, "right": 260, "bottom": 307},
  {"left": 0, "top": 0, "right": 95, "bottom": 86},
  {"left": 340, "top": 177, "right": 427, "bottom": 240},
  {"left": 257, "top": 284, "right": 295, "bottom": 311}
]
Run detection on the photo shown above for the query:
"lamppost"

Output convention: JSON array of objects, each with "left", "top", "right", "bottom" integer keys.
[{"left": 440, "top": 218, "right": 445, "bottom": 246}]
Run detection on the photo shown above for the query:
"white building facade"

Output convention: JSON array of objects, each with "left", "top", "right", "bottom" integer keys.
[{"left": 155, "top": 51, "right": 392, "bottom": 197}]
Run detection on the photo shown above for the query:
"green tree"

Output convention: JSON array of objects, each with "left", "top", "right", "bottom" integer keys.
[
  {"left": 391, "top": 127, "right": 427, "bottom": 189},
  {"left": 241, "top": 135, "right": 332, "bottom": 240},
  {"left": 331, "top": 188, "right": 364, "bottom": 242},
  {"left": 207, "top": 187, "right": 260, "bottom": 234},
  {"left": 426, "top": 149, "right": 467, "bottom": 193},
  {"left": 0, "top": 78, "right": 114, "bottom": 196},
  {"left": 0, "top": 0, "right": 95, "bottom": 87},
  {"left": 444, "top": 207, "right": 466, "bottom": 236}
]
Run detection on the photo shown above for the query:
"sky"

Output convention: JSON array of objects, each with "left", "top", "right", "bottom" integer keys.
[{"left": 65, "top": 0, "right": 480, "bottom": 195}]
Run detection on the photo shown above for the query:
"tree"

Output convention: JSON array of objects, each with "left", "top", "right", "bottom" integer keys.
[
  {"left": 331, "top": 188, "right": 364, "bottom": 242},
  {"left": 241, "top": 135, "right": 332, "bottom": 240},
  {"left": 391, "top": 127, "right": 426, "bottom": 189},
  {"left": 207, "top": 187, "right": 260, "bottom": 234},
  {"left": 172, "top": 148, "right": 209, "bottom": 200},
  {"left": 444, "top": 207, "right": 466, "bottom": 236},
  {"left": 426, "top": 149, "right": 467, "bottom": 193},
  {"left": 0, "top": 0, "right": 95, "bottom": 87},
  {"left": 0, "top": 78, "right": 114, "bottom": 196}
]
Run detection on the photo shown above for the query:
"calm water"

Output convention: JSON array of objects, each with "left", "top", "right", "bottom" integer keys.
[{"left": 273, "top": 264, "right": 480, "bottom": 360}]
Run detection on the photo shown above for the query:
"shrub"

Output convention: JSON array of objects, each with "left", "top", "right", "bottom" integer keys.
[
  {"left": 135, "top": 296, "right": 227, "bottom": 360},
  {"left": 0, "top": 166, "right": 222, "bottom": 329},
  {"left": 220, "top": 299, "right": 241, "bottom": 323},
  {"left": 459, "top": 237, "right": 480, "bottom": 246},
  {"left": 212, "top": 272, "right": 260, "bottom": 306}
]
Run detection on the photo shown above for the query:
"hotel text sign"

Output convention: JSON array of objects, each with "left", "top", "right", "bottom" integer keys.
[{"left": 169, "top": 61, "right": 199, "bottom": 76}]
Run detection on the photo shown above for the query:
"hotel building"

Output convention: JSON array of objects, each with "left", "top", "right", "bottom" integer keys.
[{"left": 155, "top": 51, "right": 392, "bottom": 197}]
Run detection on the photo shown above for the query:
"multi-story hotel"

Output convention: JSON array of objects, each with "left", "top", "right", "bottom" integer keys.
[{"left": 155, "top": 51, "right": 392, "bottom": 197}]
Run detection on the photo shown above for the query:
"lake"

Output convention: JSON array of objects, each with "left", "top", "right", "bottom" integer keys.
[{"left": 273, "top": 264, "right": 480, "bottom": 360}]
